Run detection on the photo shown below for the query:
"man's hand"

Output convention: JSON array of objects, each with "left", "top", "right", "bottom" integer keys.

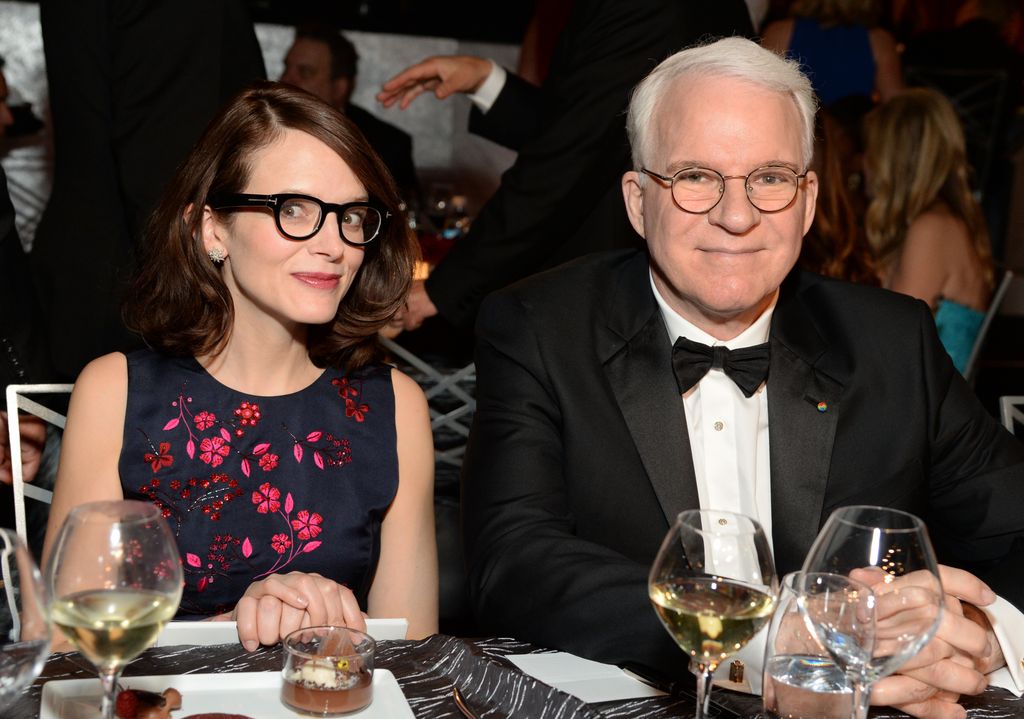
[
  {"left": 400, "top": 280, "right": 439, "bottom": 331},
  {"left": 0, "top": 412, "right": 47, "bottom": 485},
  {"left": 377, "top": 55, "right": 492, "bottom": 110},
  {"left": 233, "top": 572, "right": 366, "bottom": 651},
  {"left": 868, "top": 565, "right": 1000, "bottom": 719}
]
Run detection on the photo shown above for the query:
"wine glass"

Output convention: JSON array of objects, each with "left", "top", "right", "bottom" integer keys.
[
  {"left": 794, "top": 572, "right": 876, "bottom": 719},
  {"left": 801, "top": 506, "right": 944, "bottom": 719},
  {"left": 762, "top": 572, "right": 854, "bottom": 719},
  {"left": 649, "top": 509, "right": 778, "bottom": 719},
  {"left": 44, "top": 500, "right": 183, "bottom": 719},
  {"left": 0, "top": 528, "right": 51, "bottom": 705}
]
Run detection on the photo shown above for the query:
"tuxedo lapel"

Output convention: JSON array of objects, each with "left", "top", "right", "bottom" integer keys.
[
  {"left": 600, "top": 253, "right": 699, "bottom": 526},
  {"left": 767, "top": 275, "right": 844, "bottom": 574}
]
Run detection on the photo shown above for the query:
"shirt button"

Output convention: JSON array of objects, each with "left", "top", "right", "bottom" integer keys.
[
  {"left": 713, "top": 420, "right": 725, "bottom": 431},
  {"left": 718, "top": 518, "right": 728, "bottom": 526}
]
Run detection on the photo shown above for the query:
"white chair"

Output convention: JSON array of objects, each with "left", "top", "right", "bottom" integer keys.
[
  {"left": 1000, "top": 396, "right": 1024, "bottom": 436},
  {"left": 5, "top": 383, "right": 73, "bottom": 544},
  {"left": 380, "top": 338, "right": 475, "bottom": 469},
  {"left": 963, "top": 269, "right": 1014, "bottom": 386}
]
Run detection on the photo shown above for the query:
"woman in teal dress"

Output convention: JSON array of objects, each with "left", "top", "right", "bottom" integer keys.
[
  {"left": 864, "top": 88, "right": 994, "bottom": 373},
  {"left": 43, "top": 82, "right": 438, "bottom": 649}
]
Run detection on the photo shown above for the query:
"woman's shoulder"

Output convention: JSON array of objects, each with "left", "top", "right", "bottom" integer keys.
[
  {"left": 906, "top": 206, "right": 971, "bottom": 246},
  {"left": 75, "top": 352, "right": 128, "bottom": 392}
]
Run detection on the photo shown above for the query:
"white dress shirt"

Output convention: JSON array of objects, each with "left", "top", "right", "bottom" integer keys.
[{"left": 651, "top": 271, "right": 775, "bottom": 547}]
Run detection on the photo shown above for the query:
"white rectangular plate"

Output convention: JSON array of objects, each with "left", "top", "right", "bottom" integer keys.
[
  {"left": 155, "top": 618, "right": 409, "bottom": 646},
  {"left": 40, "top": 669, "right": 413, "bottom": 719}
]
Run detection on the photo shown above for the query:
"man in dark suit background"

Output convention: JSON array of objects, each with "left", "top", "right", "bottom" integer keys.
[
  {"left": 377, "top": 0, "right": 754, "bottom": 333},
  {"left": 281, "top": 24, "right": 419, "bottom": 205},
  {"left": 462, "top": 37, "right": 1024, "bottom": 719},
  {"left": 31, "top": 0, "right": 266, "bottom": 382}
]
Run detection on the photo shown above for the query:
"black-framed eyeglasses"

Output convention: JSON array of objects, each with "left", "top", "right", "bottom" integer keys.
[
  {"left": 641, "top": 165, "right": 808, "bottom": 214},
  {"left": 208, "top": 193, "right": 391, "bottom": 245}
]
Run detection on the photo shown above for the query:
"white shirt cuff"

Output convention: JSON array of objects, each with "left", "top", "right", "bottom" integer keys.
[
  {"left": 468, "top": 60, "right": 506, "bottom": 113},
  {"left": 981, "top": 595, "right": 1024, "bottom": 696}
]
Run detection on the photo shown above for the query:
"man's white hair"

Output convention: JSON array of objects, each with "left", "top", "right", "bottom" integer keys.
[{"left": 626, "top": 37, "right": 817, "bottom": 172}]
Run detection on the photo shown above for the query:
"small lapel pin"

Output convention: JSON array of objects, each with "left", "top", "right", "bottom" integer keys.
[{"left": 816, "top": 401, "right": 828, "bottom": 413}]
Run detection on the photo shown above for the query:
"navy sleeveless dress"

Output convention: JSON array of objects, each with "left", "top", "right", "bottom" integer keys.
[{"left": 118, "top": 350, "right": 398, "bottom": 617}]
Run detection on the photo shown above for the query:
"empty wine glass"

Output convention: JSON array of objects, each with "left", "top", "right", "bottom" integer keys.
[
  {"left": 795, "top": 572, "right": 876, "bottom": 719},
  {"left": 45, "top": 500, "right": 183, "bottom": 719},
  {"left": 801, "top": 506, "right": 944, "bottom": 718},
  {"left": 0, "top": 528, "right": 50, "bottom": 706},
  {"left": 649, "top": 509, "right": 778, "bottom": 719},
  {"left": 762, "top": 572, "right": 854, "bottom": 719}
]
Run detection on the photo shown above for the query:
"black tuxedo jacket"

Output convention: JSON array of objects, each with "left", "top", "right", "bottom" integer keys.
[
  {"left": 462, "top": 249, "right": 1024, "bottom": 675},
  {"left": 424, "top": 0, "right": 753, "bottom": 330}
]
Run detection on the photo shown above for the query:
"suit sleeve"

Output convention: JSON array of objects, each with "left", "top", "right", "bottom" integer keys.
[
  {"left": 916, "top": 301, "right": 1024, "bottom": 609},
  {"left": 461, "top": 291, "right": 687, "bottom": 675},
  {"left": 467, "top": 72, "right": 544, "bottom": 151}
]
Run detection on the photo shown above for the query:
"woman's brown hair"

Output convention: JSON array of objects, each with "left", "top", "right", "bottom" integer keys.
[
  {"left": 800, "top": 108, "right": 878, "bottom": 285},
  {"left": 123, "top": 81, "right": 416, "bottom": 371},
  {"left": 863, "top": 87, "right": 993, "bottom": 287}
]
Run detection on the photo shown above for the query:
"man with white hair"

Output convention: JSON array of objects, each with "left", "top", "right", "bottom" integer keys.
[{"left": 462, "top": 37, "right": 1024, "bottom": 718}]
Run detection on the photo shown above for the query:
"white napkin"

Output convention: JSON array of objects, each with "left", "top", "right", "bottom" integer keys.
[
  {"left": 505, "top": 652, "right": 667, "bottom": 703},
  {"left": 981, "top": 596, "right": 1024, "bottom": 697}
]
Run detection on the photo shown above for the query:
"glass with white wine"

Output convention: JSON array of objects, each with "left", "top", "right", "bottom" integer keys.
[
  {"left": 649, "top": 509, "right": 778, "bottom": 719},
  {"left": 45, "top": 500, "right": 183, "bottom": 719}
]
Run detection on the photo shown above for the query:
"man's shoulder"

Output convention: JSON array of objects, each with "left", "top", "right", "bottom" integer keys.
[
  {"left": 789, "top": 269, "right": 925, "bottom": 323},
  {"left": 477, "top": 249, "right": 646, "bottom": 336},
  {"left": 490, "top": 249, "right": 644, "bottom": 306}
]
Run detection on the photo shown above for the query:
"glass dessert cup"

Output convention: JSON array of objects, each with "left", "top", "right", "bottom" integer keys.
[{"left": 281, "top": 625, "right": 376, "bottom": 717}]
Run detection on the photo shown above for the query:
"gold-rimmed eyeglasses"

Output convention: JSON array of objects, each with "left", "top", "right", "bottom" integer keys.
[{"left": 641, "top": 165, "right": 808, "bottom": 214}]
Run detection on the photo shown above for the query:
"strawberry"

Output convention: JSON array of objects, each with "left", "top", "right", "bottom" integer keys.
[{"left": 115, "top": 689, "right": 139, "bottom": 719}]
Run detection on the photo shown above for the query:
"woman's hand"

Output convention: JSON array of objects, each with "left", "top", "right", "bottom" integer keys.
[{"left": 232, "top": 572, "right": 366, "bottom": 651}]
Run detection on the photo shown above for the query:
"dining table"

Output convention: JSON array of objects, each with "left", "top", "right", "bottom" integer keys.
[{"left": 5, "top": 634, "right": 1023, "bottom": 719}]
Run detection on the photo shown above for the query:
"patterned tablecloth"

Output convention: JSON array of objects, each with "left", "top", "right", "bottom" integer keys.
[{"left": 5, "top": 635, "right": 1022, "bottom": 718}]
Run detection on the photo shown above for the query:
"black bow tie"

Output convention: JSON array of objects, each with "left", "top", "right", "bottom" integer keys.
[{"left": 671, "top": 337, "right": 770, "bottom": 398}]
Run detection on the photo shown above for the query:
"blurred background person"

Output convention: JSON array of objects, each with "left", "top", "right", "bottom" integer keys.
[
  {"left": 902, "top": 0, "right": 1024, "bottom": 262},
  {"left": 377, "top": 0, "right": 754, "bottom": 336},
  {"left": 281, "top": 23, "right": 419, "bottom": 206},
  {"left": 864, "top": 88, "right": 994, "bottom": 373},
  {"left": 30, "top": 0, "right": 266, "bottom": 383},
  {"left": 761, "top": 0, "right": 903, "bottom": 107},
  {"left": 799, "top": 109, "right": 878, "bottom": 284}
]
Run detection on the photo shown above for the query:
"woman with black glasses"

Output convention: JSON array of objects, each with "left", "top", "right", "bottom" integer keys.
[{"left": 43, "top": 82, "right": 438, "bottom": 648}]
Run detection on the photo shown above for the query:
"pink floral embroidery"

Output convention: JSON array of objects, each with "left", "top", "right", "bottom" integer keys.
[
  {"left": 271, "top": 533, "right": 291, "bottom": 554},
  {"left": 344, "top": 398, "right": 369, "bottom": 422},
  {"left": 234, "top": 401, "right": 262, "bottom": 427},
  {"left": 252, "top": 482, "right": 281, "bottom": 514},
  {"left": 144, "top": 442, "right": 174, "bottom": 473},
  {"left": 199, "top": 436, "right": 230, "bottom": 467},
  {"left": 193, "top": 411, "right": 216, "bottom": 430},
  {"left": 139, "top": 473, "right": 243, "bottom": 526},
  {"left": 291, "top": 510, "right": 323, "bottom": 540},
  {"left": 258, "top": 453, "right": 279, "bottom": 471}
]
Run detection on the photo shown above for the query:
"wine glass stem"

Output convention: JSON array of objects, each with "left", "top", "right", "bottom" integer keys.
[
  {"left": 98, "top": 668, "right": 122, "bottom": 719},
  {"left": 694, "top": 666, "right": 715, "bottom": 719},
  {"left": 851, "top": 681, "right": 871, "bottom": 719}
]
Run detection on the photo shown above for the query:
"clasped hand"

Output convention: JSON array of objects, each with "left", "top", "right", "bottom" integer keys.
[
  {"left": 855, "top": 565, "right": 1002, "bottom": 719},
  {"left": 214, "top": 572, "right": 366, "bottom": 651}
]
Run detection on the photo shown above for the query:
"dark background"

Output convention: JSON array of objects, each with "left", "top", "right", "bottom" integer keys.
[{"left": 242, "top": 0, "right": 535, "bottom": 43}]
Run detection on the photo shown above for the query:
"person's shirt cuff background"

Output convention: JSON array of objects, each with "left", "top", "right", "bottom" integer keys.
[{"left": 469, "top": 60, "right": 506, "bottom": 113}]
